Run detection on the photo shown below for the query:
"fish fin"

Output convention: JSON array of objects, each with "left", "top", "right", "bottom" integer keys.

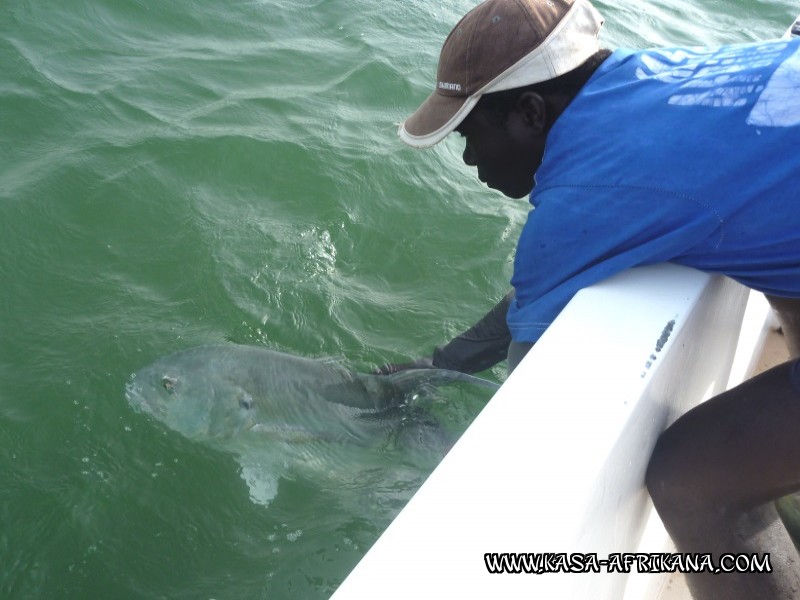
[
  {"left": 317, "top": 355, "right": 347, "bottom": 367},
  {"left": 317, "top": 373, "right": 379, "bottom": 410},
  {"left": 250, "top": 423, "right": 325, "bottom": 444},
  {"left": 386, "top": 368, "right": 500, "bottom": 393},
  {"left": 364, "top": 368, "right": 498, "bottom": 411}
]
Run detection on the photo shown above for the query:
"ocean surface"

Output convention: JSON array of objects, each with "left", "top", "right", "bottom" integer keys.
[{"left": 1, "top": 0, "right": 796, "bottom": 597}]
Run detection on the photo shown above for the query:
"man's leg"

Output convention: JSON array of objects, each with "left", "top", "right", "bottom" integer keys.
[{"left": 646, "top": 360, "right": 800, "bottom": 599}]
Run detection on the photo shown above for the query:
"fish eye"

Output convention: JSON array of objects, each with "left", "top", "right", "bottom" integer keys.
[
  {"left": 161, "top": 376, "right": 178, "bottom": 394},
  {"left": 239, "top": 394, "right": 254, "bottom": 410}
]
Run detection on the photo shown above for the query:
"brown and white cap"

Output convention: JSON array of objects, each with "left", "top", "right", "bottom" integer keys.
[{"left": 399, "top": 0, "right": 603, "bottom": 148}]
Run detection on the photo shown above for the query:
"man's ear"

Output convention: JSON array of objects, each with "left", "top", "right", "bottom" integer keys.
[{"left": 515, "top": 91, "right": 548, "bottom": 135}]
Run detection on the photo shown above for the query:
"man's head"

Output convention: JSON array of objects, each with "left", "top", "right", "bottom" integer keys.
[
  {"left": 454, "top": 48, "right": 611, "bottom": 198},
  {"left": 399, "top": 0, "right": 604, "bottom": 198}
]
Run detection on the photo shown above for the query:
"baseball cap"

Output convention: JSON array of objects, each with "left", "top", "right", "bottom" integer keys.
[{"left": 399, "top": 0, "right": 603, "bottom": 148}]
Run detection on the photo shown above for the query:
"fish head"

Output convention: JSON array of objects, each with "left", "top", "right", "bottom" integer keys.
[{"left": 126, "top": 357, "right": 258, "bottom": 441}]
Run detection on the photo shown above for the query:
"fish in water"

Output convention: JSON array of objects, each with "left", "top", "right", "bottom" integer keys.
[{"left": 125, "top": 344, "right": 497, "bottom": 508}]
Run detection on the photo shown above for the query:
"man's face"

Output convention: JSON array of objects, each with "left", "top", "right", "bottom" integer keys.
[{"left": 454, "top": 103, "right": 547, "bottom": 199}]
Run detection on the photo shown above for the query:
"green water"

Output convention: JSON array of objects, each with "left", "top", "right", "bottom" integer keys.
[{"left": 0, "top": 0, "right": 795, "bottom": 597}]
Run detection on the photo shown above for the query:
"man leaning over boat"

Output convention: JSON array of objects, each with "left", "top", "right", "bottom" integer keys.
[{"left": 378, "top": 1, "right": 800, "bottom": 598}]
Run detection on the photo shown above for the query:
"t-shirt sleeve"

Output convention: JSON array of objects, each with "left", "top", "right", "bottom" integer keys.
[{"left": 507, "top": 185, "right": 723, "bottom": 343}]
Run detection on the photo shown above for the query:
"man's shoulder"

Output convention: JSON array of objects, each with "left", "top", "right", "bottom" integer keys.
[{"left": 582, "top": 39, "right": 800, "bottom": 90}]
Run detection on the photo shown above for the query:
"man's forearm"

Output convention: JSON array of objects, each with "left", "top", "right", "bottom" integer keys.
[{"left": 432, "top": 290, "right": 514, "bottom": 373}]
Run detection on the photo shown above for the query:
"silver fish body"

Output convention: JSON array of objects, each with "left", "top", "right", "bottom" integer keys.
[{"left": 125, "top": 344, "right": 497, "bottom": 507}]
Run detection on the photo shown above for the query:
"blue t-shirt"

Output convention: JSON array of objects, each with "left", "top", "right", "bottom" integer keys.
[{"left": 508, "top": 39, "right": 800, "bottom": 343}]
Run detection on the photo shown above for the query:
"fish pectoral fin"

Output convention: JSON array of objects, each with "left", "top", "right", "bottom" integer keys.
[
  {"left": 317, "top": 355, "right": 347, "bottom": 367},
  {"left": 318, "top": 380, "right": 377, "bottom": 410},
  {"left": 250, "top": 423, "right": 322, "bottom": 444}
]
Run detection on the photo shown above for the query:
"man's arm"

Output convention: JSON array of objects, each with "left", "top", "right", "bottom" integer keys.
[
  {"left": 375, "top": 291, "right": 513, "bottom": 375},
  {"left": 431, "top": 290, "right": 513, "bottom": 373}
]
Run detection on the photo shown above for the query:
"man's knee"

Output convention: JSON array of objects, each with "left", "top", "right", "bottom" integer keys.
[
  {"left": 645, "top": 418, "right": 727, "bottom": 527},
  {"left": 647, "top": 359, "right": 800, "bottom": 529},
  {"left": 645, "top": 433, "right": 700, "bottom": 519}
]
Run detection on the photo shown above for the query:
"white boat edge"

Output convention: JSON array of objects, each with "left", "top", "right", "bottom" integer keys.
[{"left": 332, "top": 265, "right": 773, "bottom": 600}]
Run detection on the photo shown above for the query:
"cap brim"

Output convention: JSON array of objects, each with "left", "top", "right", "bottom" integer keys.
[
  {"left": 398, "top": 0, "right": 603, "bottom": 149},
  {"left": 398, "top": 91, "right": 481, "bottom": 148}
]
